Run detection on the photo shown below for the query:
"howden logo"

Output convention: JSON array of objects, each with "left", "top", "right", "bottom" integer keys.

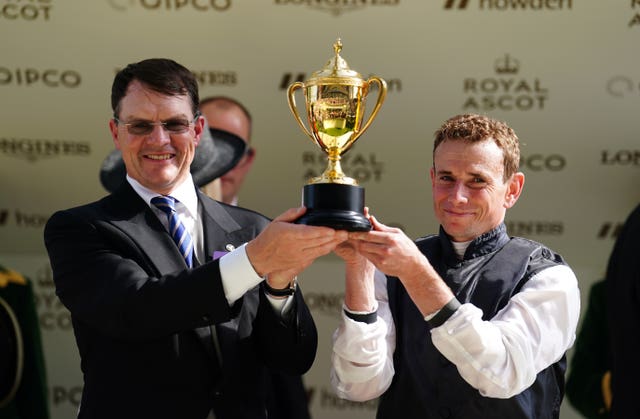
[{"left": 444, "top": 0, "right": 572, "bottom": 10}]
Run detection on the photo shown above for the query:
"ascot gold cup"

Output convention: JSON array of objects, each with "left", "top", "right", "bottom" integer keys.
[{"left": 287, "top": 38, "right": 387, "bottom": 231}]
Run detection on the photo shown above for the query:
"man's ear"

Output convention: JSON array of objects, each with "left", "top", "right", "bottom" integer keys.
[
  {"left": 245, "top": 147, "right": 256, "bottom": 166},
  {"left": 193, "top": 115, "right": 205, "bottom": 147},
  {"left": 504, "top": 172, "right": 525, "bottom": 209},
  {"left": 109, "top": 119, "right": 121, "bottom": 150}
]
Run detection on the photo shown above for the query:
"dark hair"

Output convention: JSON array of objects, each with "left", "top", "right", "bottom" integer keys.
[
  {"left": 433, "top": 113, "right": 520, "bottom": 181},
  {"left": 111, "top": 58, "right": 199, "bottom": 118}
]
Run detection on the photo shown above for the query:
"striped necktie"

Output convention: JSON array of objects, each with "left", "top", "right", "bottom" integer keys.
[{"left": 151, "top": 196, "right": 194, "bottom": 268}]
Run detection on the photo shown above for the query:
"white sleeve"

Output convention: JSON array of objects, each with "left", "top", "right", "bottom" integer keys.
[
  {"left": 218, "top": 243, "right": 263, "bottom": 305},
  {"left": 330, "top": 270, "right": 396, "bottom": 401},
  {"left": 430, "top": 264, "right": 581, "bottom": 398}
]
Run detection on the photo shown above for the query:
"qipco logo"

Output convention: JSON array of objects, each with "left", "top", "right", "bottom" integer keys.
[
  {"left": 0, "top": 67, "right": 81, "bottom": 88},
  {"left": 606, "top": 76, "right": 640, "bottom": 98},
  {"left": 107, "top": 0, "right": 231, "bottom": 12}
]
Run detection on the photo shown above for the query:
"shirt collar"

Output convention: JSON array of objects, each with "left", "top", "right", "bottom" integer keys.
[
  {"left": 440, "top": 223, "right": 510, "bottom": 262},
  {"left": 126, "top": 174, "right": 199, "bottom": 219}
]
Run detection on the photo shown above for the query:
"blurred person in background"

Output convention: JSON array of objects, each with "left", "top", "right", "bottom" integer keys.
[
  {"left": 606, "top": 202, "right": 640, "bottom": 418},
  {"left": 199, "top": 95, "right": 311, "bottom": 419},
  {"left": 566, "top": 278, "right": 611, "bottom": 418},
  {"left": 199, "top": 96, "right": 256, "bottom": 206}
]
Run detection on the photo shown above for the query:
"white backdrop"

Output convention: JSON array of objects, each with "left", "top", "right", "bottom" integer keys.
[{"left": 2, "top": 1, "right": 640, "bottom": 418}]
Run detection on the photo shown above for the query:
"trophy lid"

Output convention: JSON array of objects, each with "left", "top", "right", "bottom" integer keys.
[{"left": 307, "top": 39, "right": 365, "bottom": 86}]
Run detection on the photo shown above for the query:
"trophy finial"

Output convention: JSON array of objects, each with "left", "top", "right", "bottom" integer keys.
[
  {"left": 334, "top": 38, "right": 343, "bottom": 56},
  {"left": 311, "top": 38, "right": 361, "bottom": 80}
]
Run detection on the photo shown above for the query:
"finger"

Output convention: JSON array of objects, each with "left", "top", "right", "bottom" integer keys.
[
  {"left": 294, "top": 225, "right": 348, "bottom": 242},
  {"left": 273, "top": 206, "right": 306, "bottom": 222},
  {"left": 370, "top": 215, "right": 395, "bottom": 232},
  {"left": 300, "top": 239, "right": 346, "bottom": 260},
  {"left": 349, "top": 230, "right": 389, "bottom": 246}
]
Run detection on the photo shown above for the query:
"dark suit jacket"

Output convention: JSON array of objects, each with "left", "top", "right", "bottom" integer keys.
[
  {"left": 43, "top": 183, "right": 318, "bottom": 419},
  {"left": 607, "top": 203, "right": 640, "bottom": 419}
]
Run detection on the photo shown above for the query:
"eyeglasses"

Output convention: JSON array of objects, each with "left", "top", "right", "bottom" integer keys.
[{"left": 114, "top": 114, "right": 199, "bottom": 136}]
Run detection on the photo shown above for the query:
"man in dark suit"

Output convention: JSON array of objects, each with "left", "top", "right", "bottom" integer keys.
[
  {"left": 607, "top": 202, "right": 640, "bottom": 418},
  {"left": 43, "top": 58, "right": 347, "bottom": 419}
]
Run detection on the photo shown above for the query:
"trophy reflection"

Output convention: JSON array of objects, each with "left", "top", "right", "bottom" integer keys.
[{"left": 287, "top": 38, "right": 387, "bottom": 231}]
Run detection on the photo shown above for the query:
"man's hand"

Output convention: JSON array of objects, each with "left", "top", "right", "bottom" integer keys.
[
  {"left": 349, "top": 215, "right": 425, "bottom": 279},
  {"left": 246, "top": 207, "right": 348, "bottom": 289},
  {"left": 333, "top": 210, "right": 377, "bottom": 312},
  {"left": 347, "top": 214, "right": 454, "bottom": 317}
]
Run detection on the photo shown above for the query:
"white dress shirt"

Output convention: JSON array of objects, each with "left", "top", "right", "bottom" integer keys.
[
  {"left": 330, "top": 242, "right": 580, "bottom": 402},
  {"left": 126, "top": 175, "right": 291, "bottom": 311}
]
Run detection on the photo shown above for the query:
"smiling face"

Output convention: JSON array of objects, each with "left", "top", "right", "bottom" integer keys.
[
  {"left": 109, "top": 80, "right": 204, "bottom": 195},
  {"left": 430, "top": 138, "right": 524, "bottom": 242}
]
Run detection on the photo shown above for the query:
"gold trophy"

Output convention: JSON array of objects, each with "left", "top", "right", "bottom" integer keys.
[{"left": 287, "top": 38, "right": 387, "bottom": 231}]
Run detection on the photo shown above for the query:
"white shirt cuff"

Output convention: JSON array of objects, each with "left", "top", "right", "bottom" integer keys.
[{"left": 218, "top": 243, "right": 262, "bottom": 305}]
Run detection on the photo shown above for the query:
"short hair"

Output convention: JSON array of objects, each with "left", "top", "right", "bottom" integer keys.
[
  {"left": 198, "top": 96, "right": 253, "bottom": 141},
  {"left": 433, "top": 113, "right": 520, "bottom": 181},
  {"left": 111, "top": 58, "right": 199, "bottom": 118}
]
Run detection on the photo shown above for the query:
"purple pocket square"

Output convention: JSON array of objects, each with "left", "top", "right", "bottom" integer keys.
[{"left": 213, "top": 251, "right": 229, "bottom": 260}]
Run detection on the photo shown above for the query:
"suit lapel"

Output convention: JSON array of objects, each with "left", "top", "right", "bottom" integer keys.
[
  {"left": 105, "top": 186, "right": 258, "bottom": 368},
  {"left": 198, "top": 189, "right": 251, "bottom": 262},
  {"left": 105, "top": 183, "right": 187, "bottom": 275}
]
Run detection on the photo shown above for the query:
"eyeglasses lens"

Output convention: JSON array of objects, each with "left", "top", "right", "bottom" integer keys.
[{"left": 120, "top": 119, "right": 193, "bottom": 135}]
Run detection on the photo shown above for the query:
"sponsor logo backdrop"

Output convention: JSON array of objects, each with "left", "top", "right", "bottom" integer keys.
[{"left": 2, "top": 1, "right": 639, "bottom": 418}]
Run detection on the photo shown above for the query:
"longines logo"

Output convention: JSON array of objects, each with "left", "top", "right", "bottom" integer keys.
[
  {"left": 192, "top": 70, "right": 237, "bottom": 86},
  {"left": 601, "top": 149, "right": 640, "bottom": 166},
  {"left": 606, "top": 76, "right": 640, "bottom": 98},
  {"left": 444, "top": 0, "right": 572, "bottom": 11},
  {"left": 505, "top": 220, "right": 563, "bottom": 237},
  {"left": 0, "top": 67, "right": 81, "bottom": 88},
  {"left": 1, "top": 138, "right": 91, "bottom": 162},
  {"left": 302, "top": 151, "right": 385, "bottom": 184},
  {"left": 274, "top": 0, "right": 399, "bottom": 17},
  {"left": 113, "top": 67, "right": 237, "bottom": 86},
  {"left": 280, "top": 72, "right": 402, "bottom": 92},
  {"left": 0, "top": 0, "right": 52, "bottom": 21},
  {"left": 462, "top": 54, "right": 549, "bottom": 111},
  {"left": 107, "top": 0, "right": 231, "bottom": 11}
]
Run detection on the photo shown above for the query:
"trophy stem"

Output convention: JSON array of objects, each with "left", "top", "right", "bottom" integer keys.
[{"left": 313, "top": 154, "right": 357, "bottom": 185}]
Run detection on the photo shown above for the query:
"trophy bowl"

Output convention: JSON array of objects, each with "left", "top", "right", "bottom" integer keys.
[{"left": 287, "top": 38, "right": 387, "bottom": 231}]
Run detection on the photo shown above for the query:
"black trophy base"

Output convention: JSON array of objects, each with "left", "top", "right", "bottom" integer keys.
[{"left": 296, "top": 183, "right": 371, "bottom": 232}]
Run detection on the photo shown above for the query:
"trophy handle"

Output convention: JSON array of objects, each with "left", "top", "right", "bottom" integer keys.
[
  {"left": 287, "top": 82, "right": 315, "bottom": 143},
  {"left": 352, "top": 76, "right": 387, "bottom": 142}
]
